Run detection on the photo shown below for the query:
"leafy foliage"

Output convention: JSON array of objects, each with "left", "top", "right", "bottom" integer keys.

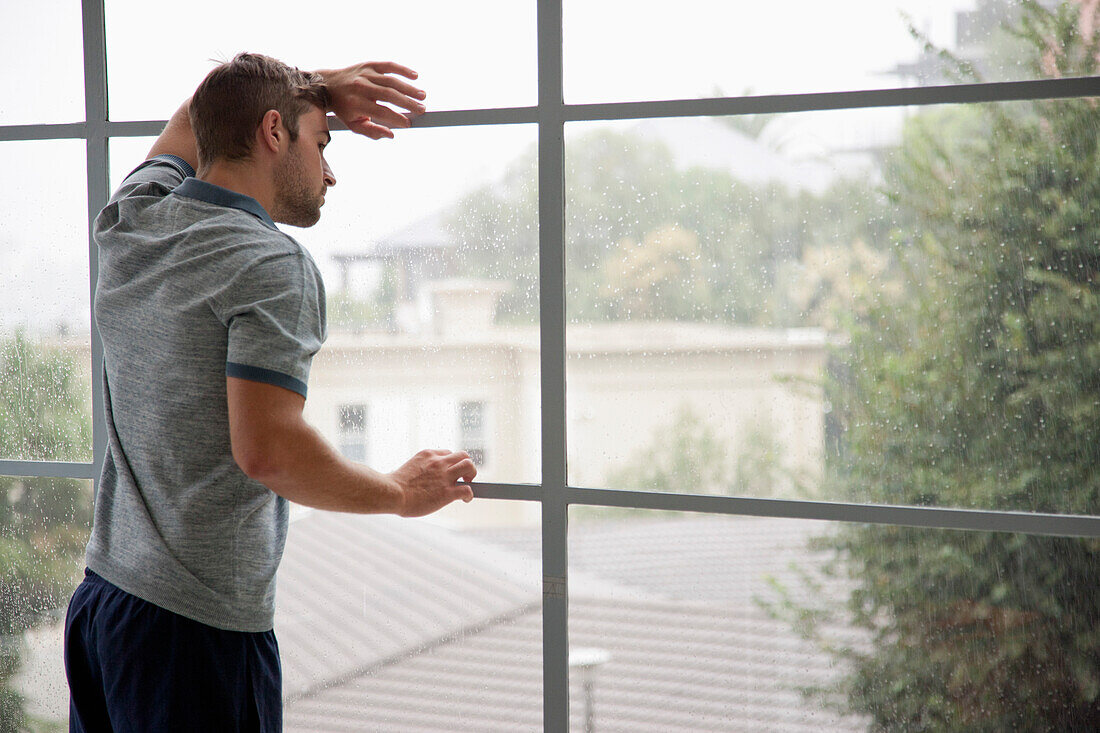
[
  {"left": 603, "top": 405, "right": 800, "bottom": 499},
  {"left": 0, "top": 334, "right": 92, "bottom": 732},
  {"left": 820, "top": 1, "right": 1100, "bottom": 728},
  {"left": 445, "top": 128, "right": 892, "bottom": 327}
]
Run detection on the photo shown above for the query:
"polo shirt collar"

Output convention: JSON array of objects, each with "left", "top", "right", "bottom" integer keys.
[{"left": 172, "top": 178, "right": 278, "bottom": 230}]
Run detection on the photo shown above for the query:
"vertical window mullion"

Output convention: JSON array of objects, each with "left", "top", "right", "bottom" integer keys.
[
  {"left": 537, "top": 0, "right": 568, "bottom": 730},
  {"left": 82, "top": 0, "right": 109, "bottom": 491}
]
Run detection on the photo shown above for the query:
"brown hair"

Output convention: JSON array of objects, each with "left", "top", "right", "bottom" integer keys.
[{"left": 189, "top": 53, "right": 331, "bottom": 167}]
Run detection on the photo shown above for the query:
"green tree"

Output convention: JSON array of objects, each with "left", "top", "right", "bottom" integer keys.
[
  {"left": 446, "top": 128, "right": 890, "bottom": 327},
  {"left": 604, "top": 406, "right": 735, "bottom": 495},
  {"left": 818, "top": 2, "right": 1100, "bottom": 728},
  {"left": 0, "top": 334, "right": 92, "bottom": 732},
  {"left": 602, "top": 405, "right": 801, "bottom": 500},
  {"left": 599, "top": 226, "right": 717, "bottom": 321}
]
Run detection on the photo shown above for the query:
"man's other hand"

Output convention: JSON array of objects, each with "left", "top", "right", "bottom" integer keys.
[
  {"left": 317, "top": 62, "right": 427, "bottom": 140},
  {"left": 389, "top": 449, "right": 476, "bottom": 518}
]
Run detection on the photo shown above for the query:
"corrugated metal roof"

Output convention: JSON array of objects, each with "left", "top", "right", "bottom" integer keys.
[
  {"left": 285, "top": 597, "right": 865, "bottom": 732},
  {"left": 476, "top": 514, "right": 842, "bottom": 606},
  {"left": 279, "top": 513, "right": 867, "bottom": 731},
  {"left": 276, "top": 512, "right": 539, "bottom": 700}
]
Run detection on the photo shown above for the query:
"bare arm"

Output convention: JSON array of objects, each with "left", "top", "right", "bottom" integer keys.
[
  {"left": 147, "top": 98, "right": 199, "bottom": 171},
  {"left": 144, "top": 60, "right": 427, "bottom": 171},
  {"left": 227, "top": 377, "right": 475, "bottom": 516}
]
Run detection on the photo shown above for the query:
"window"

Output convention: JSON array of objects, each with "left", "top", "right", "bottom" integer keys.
[
  {"left": 459, "top": 400, "right": 487, "bottom": 466},
  {"left": 4, "top": 2, "right": 1100, "bottom": 731},
  {"left": 337, "top": 404, "right": 367, "bottom": 462}
]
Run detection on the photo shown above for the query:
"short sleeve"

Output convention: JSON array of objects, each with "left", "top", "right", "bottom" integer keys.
[
  {"left": 219, "top": 253, "right": 327, "bottom": 398},
  {"left": 109, "top": 154, "right": 195, "bottom": 205},
  {"left": 95, "top": 155, "right": 196, "bottom": 239}
]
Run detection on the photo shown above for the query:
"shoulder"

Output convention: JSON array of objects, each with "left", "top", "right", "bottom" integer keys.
[
  {"left": 94, "top": 155, "right": 195, "bottom": 235},
  {"left": 213, "top": 235, "right": 324, "bottom": 305},
  {"left": 112, "top": 155, "right": 195, "bottom": 204}
]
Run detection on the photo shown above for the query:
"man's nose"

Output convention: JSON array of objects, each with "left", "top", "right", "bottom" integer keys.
[{"left": 323, "top": 160, "right": 336, "bottom": 188}]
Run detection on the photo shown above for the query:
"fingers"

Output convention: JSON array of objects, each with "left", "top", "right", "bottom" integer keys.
[
  {"left": 369, "top": 78, "right": 427, "bottom": 109},
  {"left": 366, "top": 61, "right": 419, "bottom": 80},
  {"left": 394, "top": 448, "right": 478, "bottom": 516},
  {"left": 368, "top": 105, "right": 415, "bottom": 129},
  {"left": 446, "top": 457, "right": 478, "bottom": 484},
  {"left": 328, "top": 61, "right": 426, "bottom": 140},
  {"left": 345, "top": 103, "right": 412, "bottom": 138},
  {"left": 381, "top": 78, "right": 427, "bottom": 103},
  {"left": 347, "top": 118, "right": 394, "bottom": 140}
]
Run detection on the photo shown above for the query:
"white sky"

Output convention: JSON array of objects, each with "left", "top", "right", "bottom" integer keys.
[{"left": 1, "top": 0, "right": 1007, "bottom": 336}]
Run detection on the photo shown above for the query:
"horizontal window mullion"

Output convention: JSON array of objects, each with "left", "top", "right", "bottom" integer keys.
[
  {"left": 467, "top": 482, "right": 544, "bottom": 502},
  {"left": 406, "top": 107, "right": 538, "bottom": 127},
  {"left": 563, "top": 76, "right": 1100, "bottom": 122},
  {"left": 103, "top": 107, "right": 542, "bottom": 140},
  {"left": 3, "top": 470, "right": 1090, "bottom": 537},
  {"left": 0, "top": 122, "right": 87, "bottom": 142},
  {"left": 563, "top": 486, "right": 1100, "bottom": 538},
  {"left": 105, "top": 120, "right": 165, "bottom": 137},
  {"left": 0, "top": 460, "right": 95, "bottom": 480},
  {"left": 470, "top": 482, "right": 1100, "bottom": 537},
  {"left": 96, "top": 77, "right": 1100, "bottom": 142}
]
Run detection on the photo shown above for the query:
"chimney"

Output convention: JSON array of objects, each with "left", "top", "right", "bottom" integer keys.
[{"left": 416, "top": 279, "right": 510, "bottom": 337}]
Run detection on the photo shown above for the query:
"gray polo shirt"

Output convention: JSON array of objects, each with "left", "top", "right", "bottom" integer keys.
[{"left": 86, "top": 154, "right": 327, "bottom": 632}]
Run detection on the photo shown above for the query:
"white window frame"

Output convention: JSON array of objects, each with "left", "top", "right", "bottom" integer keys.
[{"left": 0, "top": 2, "right": 1098, "bottom": 730}]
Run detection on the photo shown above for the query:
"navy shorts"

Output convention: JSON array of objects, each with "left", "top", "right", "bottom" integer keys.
[{"left": 64, "top": 568, "right": 282, "bottom": 733}]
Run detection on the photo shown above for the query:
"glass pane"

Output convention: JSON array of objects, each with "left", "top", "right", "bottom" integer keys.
[
  {"left": 0, "top": 140, "right": 92, "bottom": 462},
  {"left": 107, "top": 137, "right": 152, "bottom": 194},
  {"left": 112, "top": 125, "right": 539, "bottom": 486},
  {"left": 565, "top": 93, "right": 1100, "bottom": 515},
  {"left": 104, "top": 0, "right": 535, "bottom": 121},
  {"left": 564, "top": 507, "right": 1099, "bottom": 731},
  {"left": 565, "top": 0, "right": 1087, "bottom": 103},
  {"left": 282, "top": 500, "right": 541, "bottom": 731},
  {"left": 300, "top": 125, "right": 540, "bottom": 487},
  {"left": 4, "top": 477, "right": 93, "bottom": 729},
  {"left": 0, "top": 1, "right": 84, "bottom": 125}
]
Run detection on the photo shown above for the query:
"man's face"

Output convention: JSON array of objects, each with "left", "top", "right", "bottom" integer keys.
[{"left": 273, "top": 105, "right": 335, "bottom": 228}]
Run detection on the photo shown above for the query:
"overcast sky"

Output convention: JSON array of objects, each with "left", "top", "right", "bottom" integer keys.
[{"left": 1, "top": 0, "right": 1011, "bottom": 336}]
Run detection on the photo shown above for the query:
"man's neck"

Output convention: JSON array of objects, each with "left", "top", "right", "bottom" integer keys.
[{"left": 199, "top": 160, "right": 277, "bottom": 217}]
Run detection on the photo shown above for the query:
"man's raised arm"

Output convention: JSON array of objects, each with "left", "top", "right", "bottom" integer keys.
[
  {"left": 145, "top": 61, "right": 428, "bottom": 167},
  {"left": 147, "top": 98, "right": 199, "bottom": 171}
]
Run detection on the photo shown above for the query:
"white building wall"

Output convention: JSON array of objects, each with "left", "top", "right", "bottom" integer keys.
[{"left": 305, "top": 325, "right": 828, "bottom": 526}]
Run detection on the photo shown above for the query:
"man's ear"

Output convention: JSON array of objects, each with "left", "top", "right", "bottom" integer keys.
[{"left": 256, "top": 109, "right": 285, "bottom": 155}]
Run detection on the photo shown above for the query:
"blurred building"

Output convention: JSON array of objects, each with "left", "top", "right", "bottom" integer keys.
[{"left": 304, "top": 282, "right": 829, "bottom": 528}]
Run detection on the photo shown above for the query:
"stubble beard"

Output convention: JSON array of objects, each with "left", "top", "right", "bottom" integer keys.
[{"left": 273, "top": 145, "right": 323, "bottom": 228}]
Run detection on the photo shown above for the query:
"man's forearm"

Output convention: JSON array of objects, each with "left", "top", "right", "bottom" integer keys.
[
  {"left": 241, "top": 417, "right": 406, "bottom": 515},
  {"left": 147, "top": 98, "right": 199, "bottom": 173}
]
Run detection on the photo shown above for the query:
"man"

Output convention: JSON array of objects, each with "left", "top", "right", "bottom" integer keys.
[{"left": 64, "top": 53, "right": 476, "bottom": 732}]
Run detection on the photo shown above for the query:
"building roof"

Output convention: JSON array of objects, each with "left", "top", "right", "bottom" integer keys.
[
  {"left": 279, "top": 512, "right": 867, "bottom": 732},
  {"left": 319, "top": 322, "right": 829, "bottom": 354},
  {"left": 630, "top": 117, "right": 844, "bottom": 195},
  {"left": 331, "top": 211, "right": 457, "bottom": 265},
  {"left": 275, "top": 511, "right": 539, "bottom": 701}
]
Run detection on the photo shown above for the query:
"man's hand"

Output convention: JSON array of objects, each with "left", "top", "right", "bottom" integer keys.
[
  {"left": 389, "top": 449, "right": 476, "bottom": 518},
  {"left": 317, "top": 62, "right": 427, "bottom": 140}
]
